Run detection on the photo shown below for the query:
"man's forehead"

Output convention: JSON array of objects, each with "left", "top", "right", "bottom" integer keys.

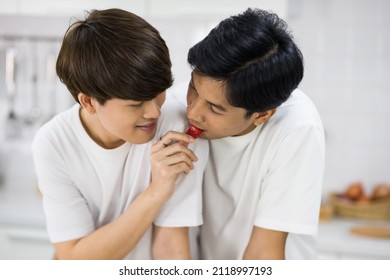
[{"left": 193, "top": 74, "right": 229, "bottom": 104}]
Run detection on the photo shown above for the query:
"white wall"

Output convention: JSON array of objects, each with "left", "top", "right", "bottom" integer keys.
[
  {"left": 0, "top": 0, "right": 286, "bottom": 18},
  {"left": 288, "top": 0, "right": 390, "bottom": 196}
]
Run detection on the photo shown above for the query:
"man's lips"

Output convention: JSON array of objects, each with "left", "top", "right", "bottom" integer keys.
[
  {"left": 136, "top": 121, "right": 157, "bottom": 131},
  {"left": 188, "top": 122, "right": 205, "bottom": 132}
]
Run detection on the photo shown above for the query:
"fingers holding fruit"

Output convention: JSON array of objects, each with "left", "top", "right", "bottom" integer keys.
[
  {"left": 150, "top": 132, "right": 198, "bottom": 198},
  {"left": 153, "top": 145, "right": 197, "bottom": 172},
  {"left": 153, "top": 130, "right": 195, "bottom": 152}
]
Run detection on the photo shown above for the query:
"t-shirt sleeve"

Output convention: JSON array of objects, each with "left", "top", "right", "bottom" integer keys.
[
  {"left": 254, "top": 125, "right": 325, "bottom": 235},
  {"left": 153, "top": 95, "right": 208, "bottom": 227},
  {"left": 32, "top": 126, "right": 95, "bottom": 243},
  {"left": 154, "top": 140, "right": 208, "bottom": 227}
]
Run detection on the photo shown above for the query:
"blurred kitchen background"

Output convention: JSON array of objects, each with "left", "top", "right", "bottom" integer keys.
[{"left": 0, "top": 0, "right": 389, "bottom": 259}]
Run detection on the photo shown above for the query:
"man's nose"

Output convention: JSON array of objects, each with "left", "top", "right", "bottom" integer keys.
[
  {"left": 187, "top": 99, "right": 205, "bottom": 123},
  {"left": 144, "top": 99, "right": 161, "bottom": 119}
]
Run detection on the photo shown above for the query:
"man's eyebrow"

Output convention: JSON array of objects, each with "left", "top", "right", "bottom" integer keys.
[
  {"left": 208, "top": 101, "right": 227, "bottom": 112},
  {"left": 191, "top": 72, "right": 227, "bottom": 112}
]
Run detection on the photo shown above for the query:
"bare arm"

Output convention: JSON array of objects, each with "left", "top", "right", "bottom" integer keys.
[
  {"left": 55, "top": 186, "right": 171, "bottom": 259},
  {"left": 243, "top": 226, "right": 288, "bottom": 260},
  {"left": 152, "top": 226, "right": 191, "bottom": 259},
  {"left": 54, "top": 131, "right": 197, "bottom": 260}
]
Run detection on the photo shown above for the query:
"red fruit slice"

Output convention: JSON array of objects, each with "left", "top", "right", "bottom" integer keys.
[{"left": 186, "top": 124, "right": 203, "bottom": 138}]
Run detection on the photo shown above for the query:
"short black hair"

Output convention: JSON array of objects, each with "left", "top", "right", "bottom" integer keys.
[
  {"left": 57, "top": 8, "right": 173, "bottom": 105},
  {"left": 188, "top": 8, "right": 303, "bottom": 116}
]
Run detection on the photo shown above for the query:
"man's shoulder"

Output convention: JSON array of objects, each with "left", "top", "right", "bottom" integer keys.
[
  {"left": 33, "top": 104, "right": 79, "bottom": 149},
  {"left": 167, "top": 82, "right": 188, "bottom": 106},
  {"left": 270, "top": 89, "right": 323, "bottom": 130},
  {"left": 159, "top": 85, "right": 188, "bottom": 133},
  {"left": 162, "top": 93, "right": 186, "bottom": 114}
]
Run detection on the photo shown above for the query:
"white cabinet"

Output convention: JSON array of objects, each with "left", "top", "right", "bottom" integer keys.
[{"left": 0, "top": 225, "right": 54, "bottom": 260}]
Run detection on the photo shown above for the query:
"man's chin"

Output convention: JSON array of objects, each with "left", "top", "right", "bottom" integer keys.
[
  {"left": 199, "top": 133, "right": 220, "bottom": 140},
  {"left": 125, "top": 134, "right": 156, "bottom": 145}
]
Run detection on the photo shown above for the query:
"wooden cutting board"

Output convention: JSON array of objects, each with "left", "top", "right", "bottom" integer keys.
[{"left": 350, "top": 226, "right": 390, "bottom": 238}]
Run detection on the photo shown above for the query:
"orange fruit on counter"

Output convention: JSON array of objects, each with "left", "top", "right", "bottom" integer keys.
[
  {"left": 345, "top": 182, "right": 364, "bottom": 201},
  {"left": 371, "top": 183, "right": 390, "bottom": 200}
]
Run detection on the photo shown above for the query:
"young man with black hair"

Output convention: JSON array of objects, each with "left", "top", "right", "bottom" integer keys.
[
  {"left": 183, "top": 8, "right": 325, "bottom": 259},
  {"left": 32, "top": 9, "right": 208, "bottom": 259}
]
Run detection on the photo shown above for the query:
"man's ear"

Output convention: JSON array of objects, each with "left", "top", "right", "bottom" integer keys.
[
  {"left": 78, "top": 93, "right": 96, "bottom": 114},
  {"left": 253, "top": 108, "right": 277, "bottom": 126}
]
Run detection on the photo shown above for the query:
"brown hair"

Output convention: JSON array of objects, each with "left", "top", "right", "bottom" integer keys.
[{"left": 56, "top": 8, "right": 173, "bottom": 104}]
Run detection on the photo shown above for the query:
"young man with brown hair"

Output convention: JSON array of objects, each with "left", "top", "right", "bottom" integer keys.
[{"left": 32, "top": 8, "right": 208, "bottom": 260}]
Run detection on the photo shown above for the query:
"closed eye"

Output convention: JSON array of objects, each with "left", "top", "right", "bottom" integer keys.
[
  {"left": 190, "top": 74, "right": 226, "bottom": 115},
  {"left": 207, "top": 101, "right": 226, "bottom": 114},
  {"left": 208, "top": 103, "right": 223, "bottom": 115},
  {"left": 129, "top": 102, "right": 144, "bottom": 108}
]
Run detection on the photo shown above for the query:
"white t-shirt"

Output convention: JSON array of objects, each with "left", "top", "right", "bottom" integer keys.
[
  {"left": 199, "top": 89, "right": 325, "bottom": 259},
  {"left": 32, "top": 95, "right": 209, "bottom": 260}
]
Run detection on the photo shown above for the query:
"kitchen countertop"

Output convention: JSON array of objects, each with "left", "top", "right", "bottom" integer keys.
[
  {"left": 317, "top": 218, "right": 390, "bottom": 259},
  {"left": 2, "top": 179, "right": 389, "bottom": 260}
]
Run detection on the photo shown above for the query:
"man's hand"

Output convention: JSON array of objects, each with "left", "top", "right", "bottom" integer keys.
[{"left": 150, "top": 131, "right": 198, "bottom": 199}]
